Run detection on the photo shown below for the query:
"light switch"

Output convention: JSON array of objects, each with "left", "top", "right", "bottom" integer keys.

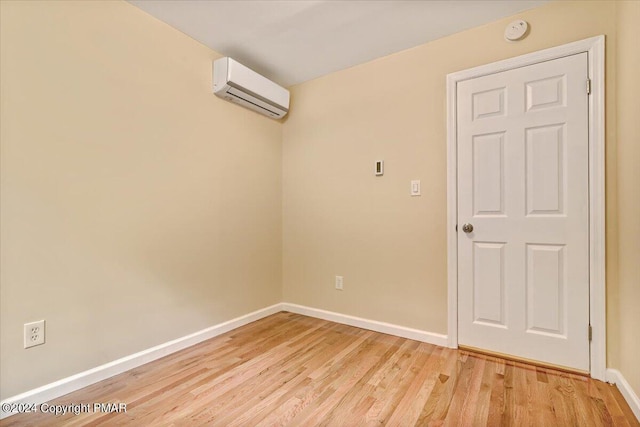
[{"left": 411, "top": 180, "right": 421, "bottom": 196}]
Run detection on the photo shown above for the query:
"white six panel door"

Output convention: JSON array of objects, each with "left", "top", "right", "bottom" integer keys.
[{"left": 457, "top": 53, "right": 590, "bottom": 371}]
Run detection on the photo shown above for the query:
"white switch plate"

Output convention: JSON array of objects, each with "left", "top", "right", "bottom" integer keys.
[
  {"left": 24, "top": 320, "right": 45, "bottom": 349},
  {"left": 411, "top": 180, "right": 421, "bottom": 196},
  {"left": 335, "top": 276, "right": 344, "bottom": 290}
]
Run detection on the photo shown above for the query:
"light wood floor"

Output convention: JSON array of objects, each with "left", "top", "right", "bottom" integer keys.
[{"left": 2, "top": 312, "right": 638, "bottom": 426}]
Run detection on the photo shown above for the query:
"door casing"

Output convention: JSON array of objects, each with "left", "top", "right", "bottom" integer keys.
[{"left": 446, "top": 36, "right": 605, "bottom": 380}]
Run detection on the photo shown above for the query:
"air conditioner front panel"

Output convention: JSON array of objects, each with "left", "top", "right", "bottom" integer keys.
[
  {"left": 213, "top": 57, "right": 289, "bottom": 119},
  {"left": 226, "top": 59, "right": 290, "bottom": 110}
]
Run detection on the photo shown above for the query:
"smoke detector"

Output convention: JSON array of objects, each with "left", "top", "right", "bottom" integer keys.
[{"left": 505, "top": 20, "right": 528, "bottom": 41}]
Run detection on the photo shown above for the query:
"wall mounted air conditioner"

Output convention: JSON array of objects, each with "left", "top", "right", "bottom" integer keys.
[{"left": 213, "top": 57, "right": 290, "bottom": 119}]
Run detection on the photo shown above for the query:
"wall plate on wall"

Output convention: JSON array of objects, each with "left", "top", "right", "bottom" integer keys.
[
  {"left": 375, "top": 160, "right": 384, "bottom": 176},
  {"left": 504, "top": 20, "right": 528, "bottom": 41}
]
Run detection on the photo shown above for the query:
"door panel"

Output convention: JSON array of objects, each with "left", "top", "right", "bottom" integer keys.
[
  {"left": 473, "top": 132, "right": 505, "bottom": 216},
  {"left": 526, "top": 243, "right": 565, "bottom": 336},
  {"left": 525, "top": 124, "right": 565, "bottom": 215},
  {"left": 473, "top": 242, "right": 506, "bottom": 327},
  {"left": 457, "top": 53, "right": 589, "bottom": 371},
  {"left": 525, "top": 74, "right": 566, "bottom": 112}
]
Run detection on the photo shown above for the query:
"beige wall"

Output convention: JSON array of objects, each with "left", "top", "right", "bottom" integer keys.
[
  {"left": 283, "top": 0, "right": 619, "bottom": 335},
  {"left": 615, "top": 0, "right": 640, "bottom": 397},
  {"left": 0, "top": 1, "right": 282, "bottom": 398}
]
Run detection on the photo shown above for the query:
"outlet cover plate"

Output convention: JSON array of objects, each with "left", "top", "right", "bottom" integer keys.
[{"left": 24, "top": 320, "right": 45, "bottom": 349}]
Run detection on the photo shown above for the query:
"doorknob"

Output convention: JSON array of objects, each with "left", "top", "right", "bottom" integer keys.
[{"left": 462, "top": 223, "right": 474, "bottom": 233}]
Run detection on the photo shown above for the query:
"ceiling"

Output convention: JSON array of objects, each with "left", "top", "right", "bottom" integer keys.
[{"left": 129, "top": 0, "right": 549, "bottom": 87}]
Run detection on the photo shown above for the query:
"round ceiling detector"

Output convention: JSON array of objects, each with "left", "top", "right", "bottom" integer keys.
[{"left": 504, "top": 20, "right": 528, "bottom": 41}]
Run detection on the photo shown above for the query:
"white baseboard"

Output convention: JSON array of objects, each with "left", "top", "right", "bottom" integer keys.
[
  {"left": 606, "top": 369, "right": 640, "bottom": 421},
  {"left": 281, "top": 303, "right": 449, "bottom": 347},
  {"left": 3, "top": 302, "right": 636, "bottom": 422},
  {"left": 1, "top": 302, "right": 450, "bottom": 420},
  {"left": 0, "top": 303, "right": 283, "bottom": 420}
]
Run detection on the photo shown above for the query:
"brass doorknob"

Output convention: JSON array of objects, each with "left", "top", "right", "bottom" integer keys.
[{"left": 462, "top": 223, "right": 474, "bottom": 233}]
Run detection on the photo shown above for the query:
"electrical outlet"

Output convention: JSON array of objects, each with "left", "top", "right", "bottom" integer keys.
[
  {"left": 24, "top": 320, "right": 45, "bottom": 349},
  {"left": 335, "top": 276, "right": 344, "bottom": 290}
]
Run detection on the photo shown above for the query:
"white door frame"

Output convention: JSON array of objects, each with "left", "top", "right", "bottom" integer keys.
[{"left": 446, "top": 36, "right": 606, "bottom": 380}]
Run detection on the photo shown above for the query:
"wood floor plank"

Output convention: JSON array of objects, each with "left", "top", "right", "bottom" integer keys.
[
  {"left": 414, "top": 346, "right": 460, "bottom": 425},
  {"left": 595, "top": 380, "right": 639, "bottom": 427},
  {"left": 528, "top": 366, "right": 556, "bottom": 426},
  {"left": 364, "top": 342, "right": 431, "bottom": 425},
  {"left": 1, "top": 312, "right": 638, "bottom": 426},
  {"left": 222, "top": 332, "right": 353, "bottom": 425},
  {"left": 485, "top": 357, "right": 506, "bottom": 426},
  {"left": 313, "top": 338, "right": 403, "bottom": 425},
  {"left": 387, "top": 346, "right": 444, "bottom": 426},
  {"left": 441, "top": 353, "right": 478, "bottom": 426},
  {"left": 471, "top": 356, "right": 495, "bottom": 426}
]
